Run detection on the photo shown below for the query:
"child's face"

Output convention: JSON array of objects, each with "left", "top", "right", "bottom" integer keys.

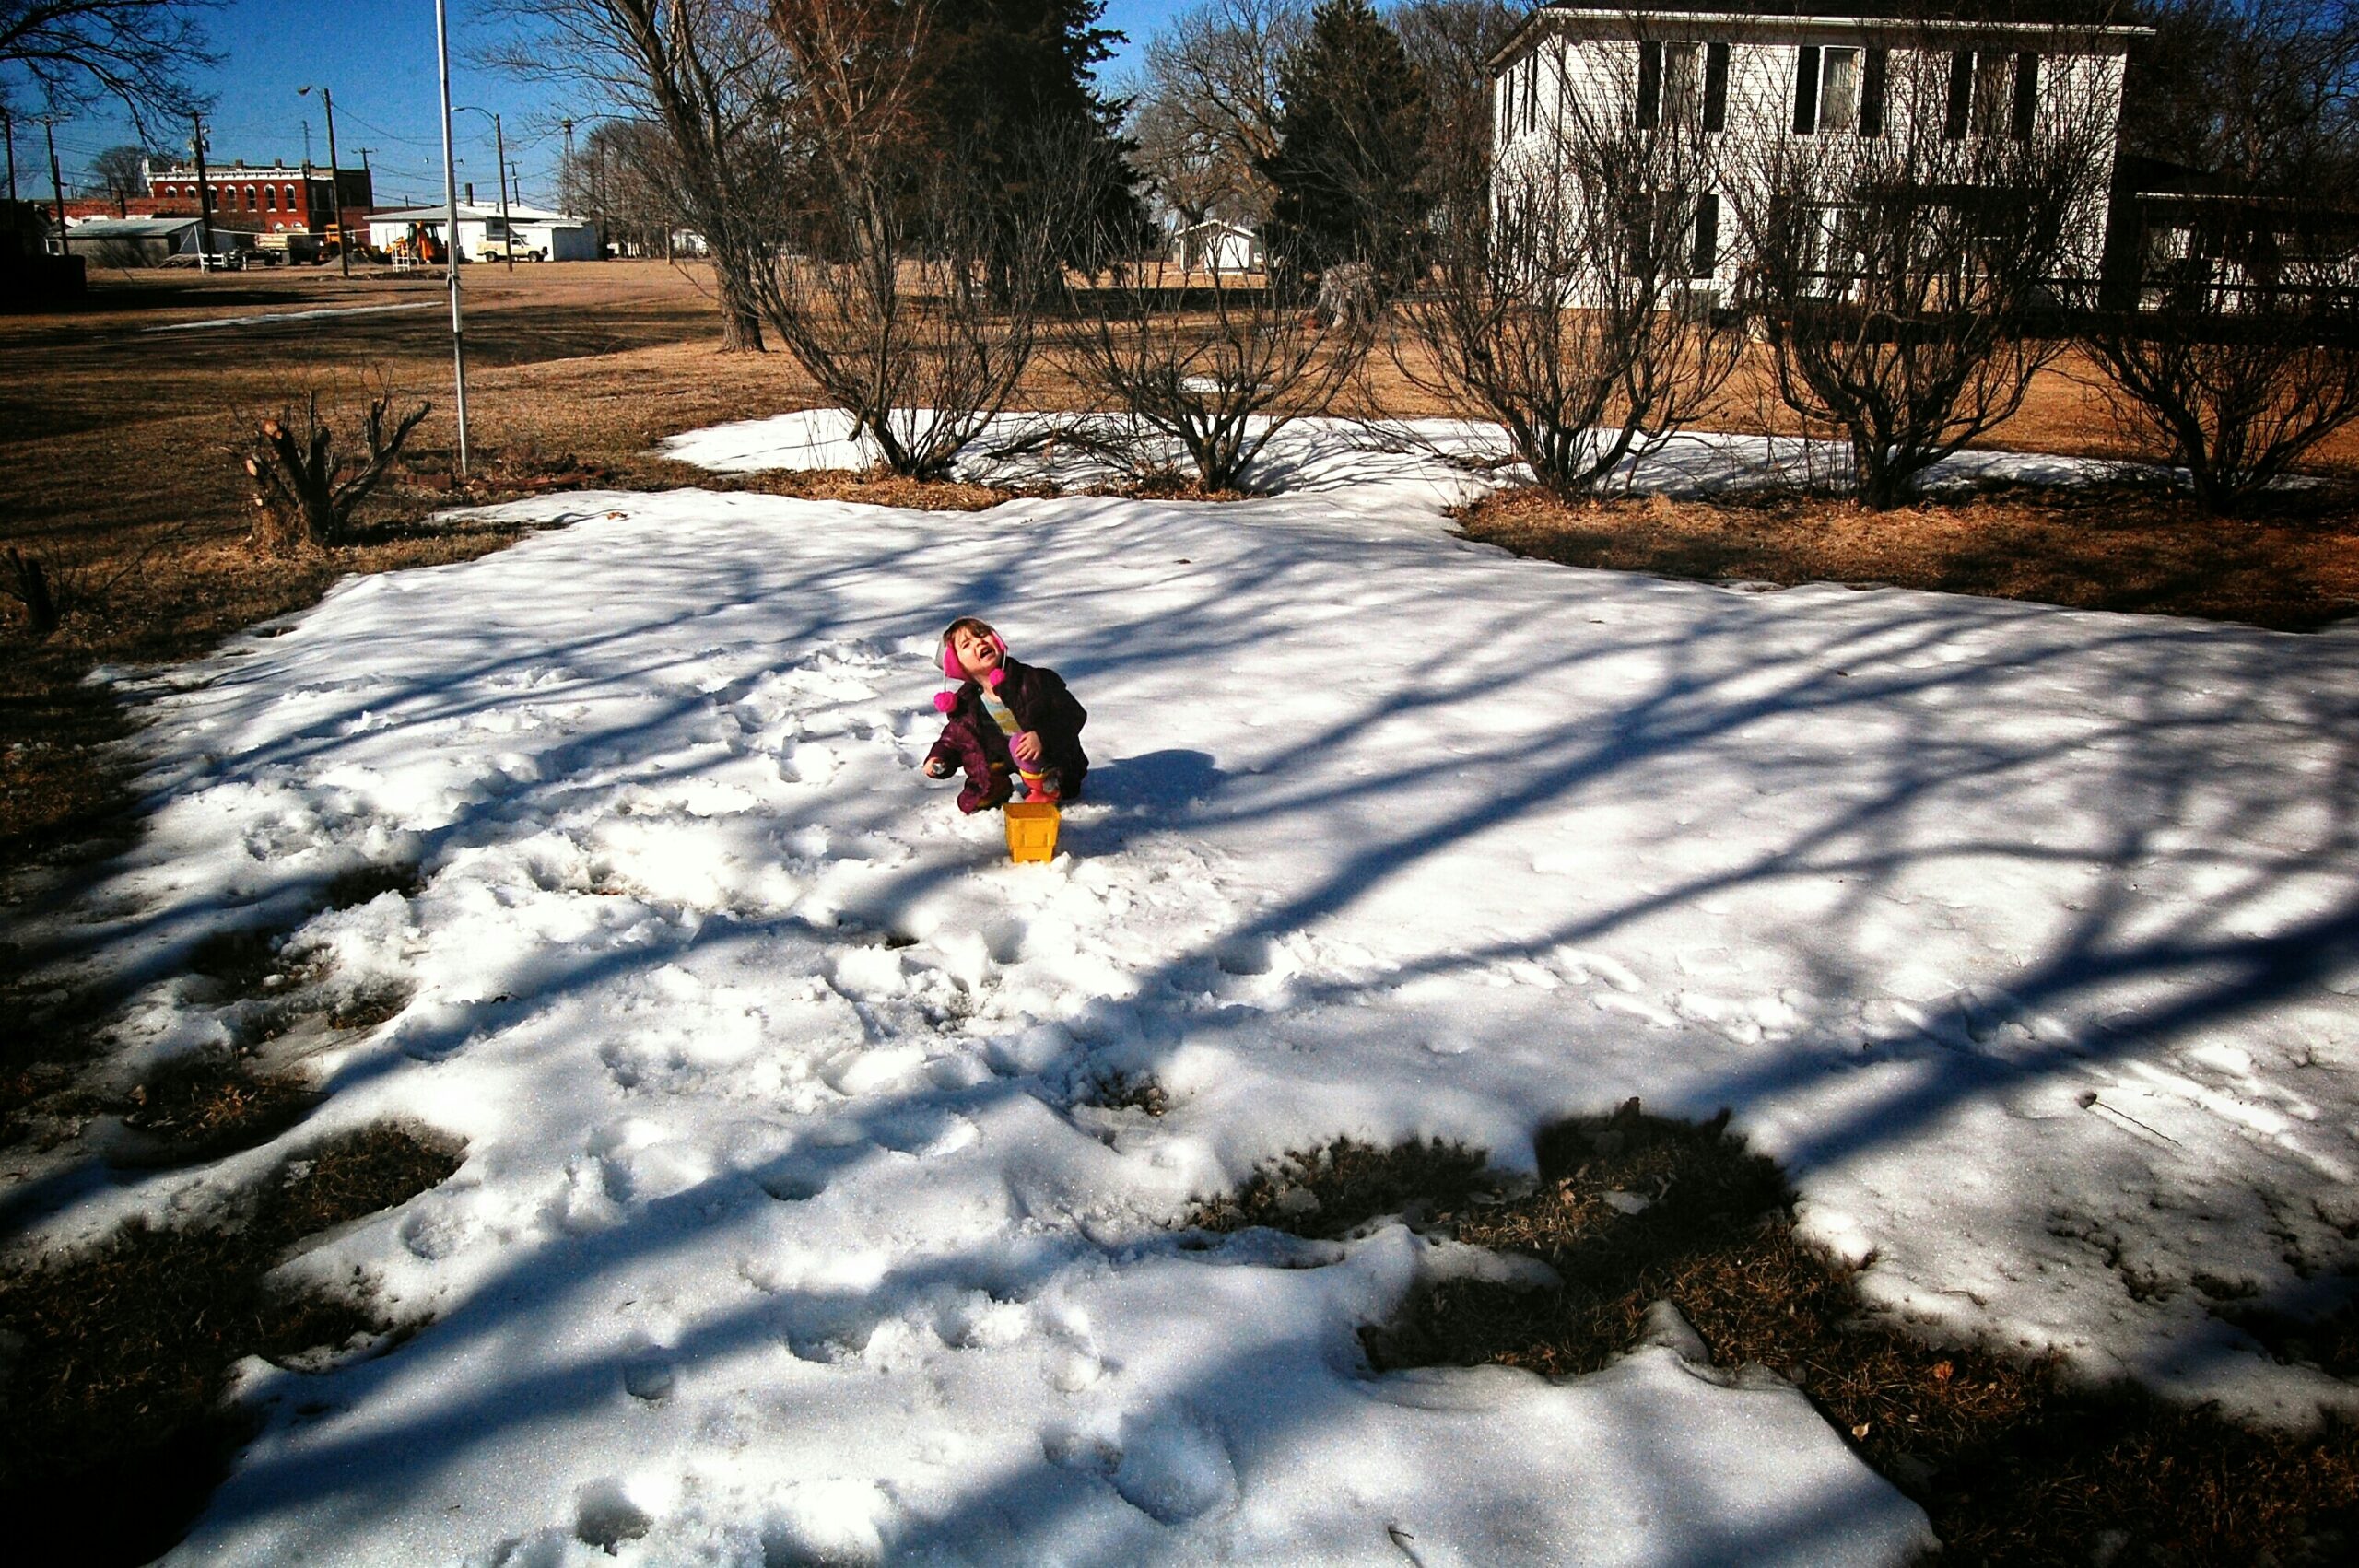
[{"left": 952, "top": 626, "right": 1001, "bottom": 680}]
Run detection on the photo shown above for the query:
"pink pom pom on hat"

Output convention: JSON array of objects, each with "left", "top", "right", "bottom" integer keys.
[{"left": 932, "top": 625, "right": 1006, "bottom": 712}]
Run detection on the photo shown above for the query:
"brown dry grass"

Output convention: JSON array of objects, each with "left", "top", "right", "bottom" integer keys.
[
  {"left": 1203, "top": 1117, "right": 2359, "bottom": 1567},
  {"left": 0, "top": 1124, "right": 464, "bottom": 1566},
  {"left": 1459, "top": 481, "right": 2359, "bottom": 631}
]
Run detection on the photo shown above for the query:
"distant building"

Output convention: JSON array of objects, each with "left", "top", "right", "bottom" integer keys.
[
  {"left": 1171, "top": 220, "right": 1262, "bottom": 275},
  {"left": 62, "top": 216, "right": 211, "bottom": 267},
  {"left": 365, "top": 204, "right": 601, "bottom": 263},
  {"left": 141, "top": 157, "right": 374, "bottom": 239}
]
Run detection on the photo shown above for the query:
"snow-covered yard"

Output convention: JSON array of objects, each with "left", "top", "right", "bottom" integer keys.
[{"left": 12, "top": 416, "right": 2359, "bottom": 1565}]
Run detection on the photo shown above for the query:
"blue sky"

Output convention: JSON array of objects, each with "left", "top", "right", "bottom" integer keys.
[{"left": 18, "top": 0, "right": 1184, "bottom": 209}]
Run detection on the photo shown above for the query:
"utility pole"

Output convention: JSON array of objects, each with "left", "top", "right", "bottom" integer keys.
[
  {"left": 560, "top": 117, "right": 575, "bottom": 212},
  {"left": 434, "top": 0, "right": 472, "bottom": 475},
  {"left": 192, "top": 113, "right": 215, "bottom": 263},
  {"left": 301, "top": 85, "right": 352, "bottom": 278},
  {"left": 302, "top": 119, "right": 312, "bottom": 165},
  {"left": 494, "top": 112, "right": 514, "bottom": 272},
  {"left": 43, "top": 117, "right": 65, "bottom": 250},
  {"left": 4, "top": 108, "right": 17, "bottom": 203}
]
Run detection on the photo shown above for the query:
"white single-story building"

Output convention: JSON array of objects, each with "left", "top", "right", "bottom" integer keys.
[
  {"left": 365, "top": 204, "right": 600, "bottom": 262},
  {"left": 1171, "top": 219, "right": 1262, "bottom": 274}
]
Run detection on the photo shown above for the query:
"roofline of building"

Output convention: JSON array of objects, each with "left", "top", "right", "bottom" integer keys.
[{"left": 1488, "top": 8, "right": 2154, "bottom": 73}]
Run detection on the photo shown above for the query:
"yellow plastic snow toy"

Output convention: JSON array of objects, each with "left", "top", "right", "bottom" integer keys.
[{"left": 1004, "top": 801, "right": 1061, "bottom": 863}]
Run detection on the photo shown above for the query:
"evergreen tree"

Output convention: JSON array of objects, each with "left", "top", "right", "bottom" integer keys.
[
  {"left": 1262, "top": 0, "right": 1429, "bottom": 279},
  {"left": 917, "top": 1, "right": 1150, "bottom": 278}
]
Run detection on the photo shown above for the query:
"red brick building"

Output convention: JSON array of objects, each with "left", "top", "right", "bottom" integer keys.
[{"left": 139, "top": 158, "right": 374, "bottom": 238}]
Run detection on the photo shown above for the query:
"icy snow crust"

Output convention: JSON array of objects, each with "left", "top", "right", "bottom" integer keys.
[{"left": 18, "top": 414, "right": 2359, "bottom": 1564}]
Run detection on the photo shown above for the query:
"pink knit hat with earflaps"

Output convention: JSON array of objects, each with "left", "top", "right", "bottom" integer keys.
[{"left": 933, "top": 622, "right": 1008, "bottom": 713}]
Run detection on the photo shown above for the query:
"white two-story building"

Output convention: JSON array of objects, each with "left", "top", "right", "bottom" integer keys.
[{"left": 1488, "top": 5, "right": 2150, "bottom": 300}]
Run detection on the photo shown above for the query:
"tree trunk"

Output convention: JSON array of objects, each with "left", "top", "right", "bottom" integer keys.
[
  {"left": 716, "top": 259, "right": 767, "bottom": 353},
  {"left": 720, "top": 299, "right": 766, "bottom": 353}
]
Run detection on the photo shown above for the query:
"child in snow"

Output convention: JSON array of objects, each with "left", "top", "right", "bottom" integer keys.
[{"left": 921, "top": 617, "right": 1088, "bottom": 813}]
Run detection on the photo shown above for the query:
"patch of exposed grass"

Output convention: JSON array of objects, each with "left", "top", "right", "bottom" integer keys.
[
  {"left": 706, "top": 466, "right": 1027, "bottom": 511},
  {"left": 115, "top": 1052, "right": 315, "bottom": 1165},
  {"left": 1190, "top": 1135, "right": 1496, "bottom": 1241},
  {"left": 1216, "top": 1108, "right": 2359, "bottom": 1566},
  {"left": 1456, "top": 481, "right": 2359, "bottom": 631},
  {"left": 0, "top": 1124, "right": 464, "bottom": 1566},
  {"left": 323, "top": 981, "right": 414, "bottom": 1034}
]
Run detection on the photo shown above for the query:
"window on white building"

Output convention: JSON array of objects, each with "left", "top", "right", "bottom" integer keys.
[
  {"left": 1947, "top": 51, "right": 2039, "bottom": 140},
  {"left": 1818, "top": 48, "right": 1861, "bottom": 133},
  {"left": 1662, "top": 42, "right": 1702, "bottom": 125},
  {"left": 1795, "top": 45, "right": 1881, "bottom": 135},
  {"left": 1691, "top": 192, "right": 1720, "bottom": 277}
]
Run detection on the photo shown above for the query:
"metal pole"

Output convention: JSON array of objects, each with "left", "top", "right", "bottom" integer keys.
[
  {"left": 435, "top": 0, "right": 471, "bottom": 475},
  {"left": 192, "top": 114, "right": 214, "bottom": 263},
  {"left": 43, "top": 117, "right": 65, "bottom": 248},
  {"left": 321, "top": 88, "right": 350, "bottom": 278},
  {"left": 496, "top": 112, "right": 513, "bottom": 272}
]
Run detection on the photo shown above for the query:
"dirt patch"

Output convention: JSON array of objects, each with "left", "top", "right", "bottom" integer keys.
[
  {"left": 0, "top": 1124, "right": 464, "bottom": 1566},
  {"left": 1456, "top": 481, "right": 2359, "bottom": 632},
  {"left": 1207, "top": 1109, "right": 2359, "bottom": 1566}
]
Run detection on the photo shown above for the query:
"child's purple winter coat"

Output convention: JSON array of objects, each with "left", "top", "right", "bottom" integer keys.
[{"left": 926, "top": 657, "right": 1089, "bottom": 813}]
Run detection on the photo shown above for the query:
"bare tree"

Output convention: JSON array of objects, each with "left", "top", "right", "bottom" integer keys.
[
  {"left": 563, "top": 119, "right": 690, "bottom": 256},
  {"left": 751, "top": 0, "right": 1087, "bottom": 478},
  {"left": 89, "top": 145, "right": 146, "bottom": 216},
  {"left": 1726, "top": 23, "right": 2122, "bottom": 509},
  {"left": 1, "top": 0, "right": 217, "bottom": 134},
  {"left": 1391, "top": 0, "right": 1523, "bottom": 229},
  {"left": 483, "top": 0, "right": 787, "bottom": 350},
  {"left": 1130, "top": 0, "right": 1307, "bottom": 228},
  {"left": 1394, "top": 26, "right": 1743, "bottom": 497}
]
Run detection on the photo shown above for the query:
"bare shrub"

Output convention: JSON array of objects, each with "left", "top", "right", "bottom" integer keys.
[
  {"left": 242, "top": 392, "right": 431, "bottom": 556},
  {"left": 2083, "top": 3, "right": 2359, "bottom": 514},
  {"left": 1392, "top": 29, "right": 1742, "bottom": 497},
  {"left": 1726, "top": 23, "right": 2122, "bottom": 509},
  {"left": 754, "top": 0, "right": 1083, "bottom": 478},
  {"left": 2087, "top": 292, "right": 2359, "bottom": 515},
  {"left": 1060, "top": 256, "right": 1370, "bottom": 493},
  {"left": 5, "top": 547, "right": 61, "bottom": 639}
]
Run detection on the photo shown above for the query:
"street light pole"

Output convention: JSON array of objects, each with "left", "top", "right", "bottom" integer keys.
[
  {"left": 495, "top": 112, "right": 513, "bottom": 273},
  {"left": 42, "top": 116, "right": 65, "bottom": 250},
  {"left": 191, "top": 113, "right": 215, "bottom": 263},
  {"left": 434, "top": 0, "right": 471, "bottom": 475},
  {"left": 300, "top": 85, "right": 353, "bottom": 278}
]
